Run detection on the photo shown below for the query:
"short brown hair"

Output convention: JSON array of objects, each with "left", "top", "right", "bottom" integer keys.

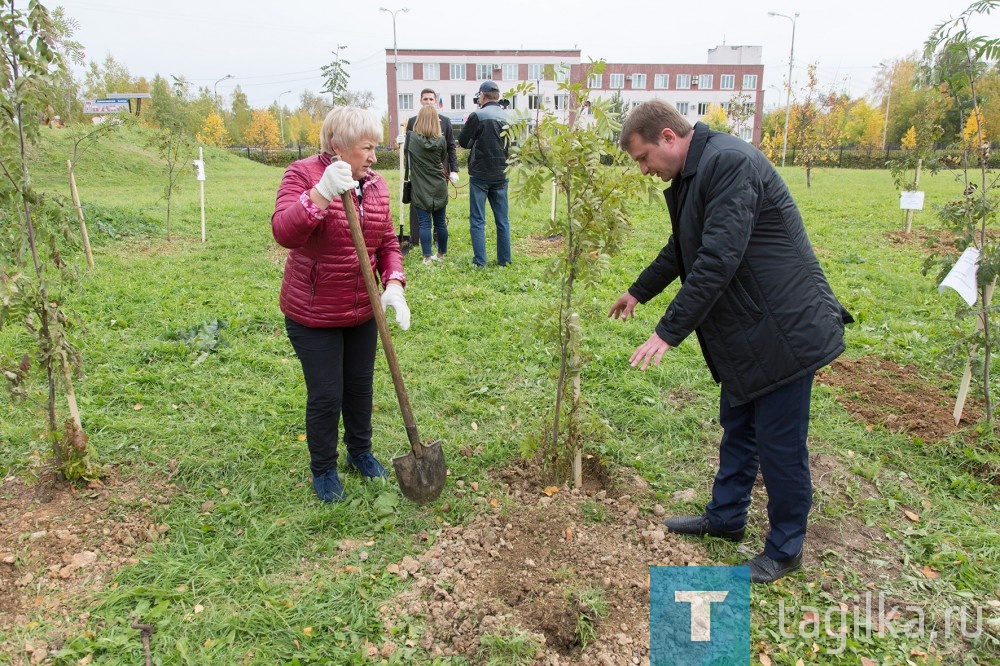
[
  {"left": 420, "top": 88, "right": 436, "bottom": 98},
  {"left": 619, "top": 99, "right": 692, "bottom": 151}
]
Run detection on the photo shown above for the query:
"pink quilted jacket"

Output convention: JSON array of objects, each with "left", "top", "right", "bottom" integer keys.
[{"left": 272, "top": 153, "right": 405, "bottom": 328}]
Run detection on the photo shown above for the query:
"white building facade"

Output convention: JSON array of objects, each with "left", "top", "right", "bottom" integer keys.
[{"left": 384, "top": 46, "right": 765, "bottom": 146}]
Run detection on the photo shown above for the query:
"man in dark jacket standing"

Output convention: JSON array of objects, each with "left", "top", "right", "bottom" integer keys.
[
  {"left": 609, "top": 100, "right": 851, "bottom": 583},
  {"left": 458, "top": 81, "right": 511, "bottom": 267}
]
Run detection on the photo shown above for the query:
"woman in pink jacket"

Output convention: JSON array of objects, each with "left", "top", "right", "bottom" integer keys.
[{"left": 272, "top": 106, "right": 409, "bottom": 503}]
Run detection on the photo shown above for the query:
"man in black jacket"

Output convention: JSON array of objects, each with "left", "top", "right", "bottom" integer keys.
[
  {"left": 609, "top": 100, "right": 851, "bottom": 583},
  {"left": 458, "top": 81, "right": 511, "bottom": 267},
  {"left": 402, "top": 89, "right": 458, "bottom": 248}
]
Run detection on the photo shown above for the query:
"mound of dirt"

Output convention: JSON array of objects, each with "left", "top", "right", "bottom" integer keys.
[{"left": 380, "top": 460, "right": 708, "bottom": 665}]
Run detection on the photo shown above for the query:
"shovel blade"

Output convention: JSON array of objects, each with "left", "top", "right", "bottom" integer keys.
[{"left": 392, "top": 440, "right": 446, "bottom": 504}]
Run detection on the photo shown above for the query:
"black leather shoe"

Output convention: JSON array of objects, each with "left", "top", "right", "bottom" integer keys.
[
  {"left": 744, "top": 551, "right": 803, "bottom": 583},
  {"left": 663, "top": 515, "right": 745, "bottom": 542}
]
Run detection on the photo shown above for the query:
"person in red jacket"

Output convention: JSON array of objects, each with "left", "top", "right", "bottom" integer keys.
[{"left": 272, "top": 106, "right": 409, "bottom": 503}]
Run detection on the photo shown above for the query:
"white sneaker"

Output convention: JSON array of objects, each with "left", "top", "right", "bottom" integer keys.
[{"left": 422, "top": 257, "right": 435, "bottom": 264}]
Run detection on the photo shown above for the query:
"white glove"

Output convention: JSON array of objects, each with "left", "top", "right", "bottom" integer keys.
[
  {"left": 380, "top": 283, "right": 410, "bottom": 330},
  {"left": 315, "top": 160, "right": 357, "bottom": 200},
  {"left": 449, "top": 172, "right": 459, "bottom": 184},
  {"left": 396, "top": 134, "right": 405, "bottom": 145}
]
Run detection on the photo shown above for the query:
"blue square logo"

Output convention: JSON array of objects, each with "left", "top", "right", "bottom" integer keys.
[{"left": 650, "top": 566, "right": 750, "bottom": 665}]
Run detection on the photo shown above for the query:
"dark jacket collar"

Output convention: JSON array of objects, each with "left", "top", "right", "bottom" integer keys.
[{"left": 678, "top": 122, "right": 711, "bottom": 181}]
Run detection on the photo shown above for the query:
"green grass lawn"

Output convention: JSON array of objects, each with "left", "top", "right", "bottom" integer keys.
[{"left": 1, "top": 126, "right": 998, "bottom": 664}]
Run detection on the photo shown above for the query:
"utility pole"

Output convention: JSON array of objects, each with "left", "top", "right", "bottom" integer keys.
[
  {"left": 380, "top": 7, "right": 409, "bottom": 148},
  {"left": 768, "top": 11, "right": 798, "bottom": 168},
  {"left": 213, "top": 74, "right": 234, "bottom": 110},
  {"left": 277, "top": 89, "right": 292, "bottom": 147}
]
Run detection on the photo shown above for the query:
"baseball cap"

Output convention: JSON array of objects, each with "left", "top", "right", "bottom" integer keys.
[{"left": 478, "top": 81, "right": 500, "bottom": 93}]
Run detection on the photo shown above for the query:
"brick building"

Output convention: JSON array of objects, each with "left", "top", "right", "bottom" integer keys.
[{"left": 384, "top": 45, "right": 765, "bottom": 146}]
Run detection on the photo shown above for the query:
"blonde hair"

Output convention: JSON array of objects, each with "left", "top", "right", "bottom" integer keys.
[
  {"left": 320, "top": 106, "right": 382, "bottom": 155},
  {"left": 619, "top": 99, "right": 693, "bottom": 151},
  {"left": 414, "top": 105, "right": 442, "bottom": 138}
]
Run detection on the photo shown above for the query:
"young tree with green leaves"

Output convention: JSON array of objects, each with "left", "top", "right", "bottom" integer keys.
[
  {"left": 0, "top": 0, "right": 98, "bottom": 480},
  {"left": 921, "top": 0, "right": 1000, "bottom": 427},
  {"left": 320, "top": 52, "right": 350, "bottom": 105},
  {"left": 148, "top": 75, "right": 193, "bottom": 241},
  {"left": 506, "top": 63, "right": 657, "bottom": 484}
]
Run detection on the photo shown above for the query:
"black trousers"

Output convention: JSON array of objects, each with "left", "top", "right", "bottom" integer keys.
[
  {"left": 706, "top": 372, "right": 815, "bottom": 560},
  {"left": 285, "top": 316, "right": 377, "bottom": 475}
]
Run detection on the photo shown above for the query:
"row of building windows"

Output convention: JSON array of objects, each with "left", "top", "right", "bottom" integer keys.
[
  {"left": 398, "top": 94, "right": 757, "bottom": 116},
  {"left": 397, "top": 62, "right": 758, "bottom": 92}
]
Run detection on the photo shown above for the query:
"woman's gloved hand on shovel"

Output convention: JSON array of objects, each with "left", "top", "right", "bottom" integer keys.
[{"left": 381, "top": 283, "right": 410, "bottom": 330}]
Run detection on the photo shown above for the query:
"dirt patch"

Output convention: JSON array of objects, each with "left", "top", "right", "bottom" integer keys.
[
  {"left": 805, "top": 453, "right": 900, "bottom": 582},
  {"left": 520, "top": 234, "right": 564, "bottom": 258},
  {"left": 380, "top": 458, "right": 708, "bottom": 664},
  {"left": 0, "top": 467, "right": 173, "bottom": 659},
  {"left": 883, "top": 228, "right": 956, "bottom": 252},
  {"left": 816, "top": 355, "right": 977, "bottom": 444}
]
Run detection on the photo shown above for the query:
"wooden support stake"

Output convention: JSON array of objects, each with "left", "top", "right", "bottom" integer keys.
[
  {"left": 905, "top": 158, "right": 922, "bottom": 233},
  {"left": 550, "top": 179, "right": 557, "bottom": 223},
  {"left": 569, "top": 313, "right": 582, "bottom": 489},
  {"left": 954, "top": 280, "right": 995, "bottom": 424},
  {"left": 67, "top": 160, "right": 94, "bottom": 269},
  {"left": 199, "top": 147, "right": 206, "bottom": 243}
]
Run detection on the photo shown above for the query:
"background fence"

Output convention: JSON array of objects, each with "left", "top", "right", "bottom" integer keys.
[{"left": 227, "top": 143, "right": 998, "bottom": 171}]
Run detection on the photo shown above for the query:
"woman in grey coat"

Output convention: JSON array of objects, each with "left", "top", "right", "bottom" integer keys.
[{"left": 405, "top": 106, "right": 449, "bottom": 263}]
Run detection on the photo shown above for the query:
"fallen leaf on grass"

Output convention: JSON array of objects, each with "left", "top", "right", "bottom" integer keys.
[
  {"left": 303, "top": 627, "right": 313, "bottom": 636},
  {"left": 133, "top": 404, "right": 143, "bottom": 411},
  {"left": 543, "top": 486, "right": 559, "bottom": 496},
  {"left": 297, "top": 434, "right": 306, "bottom": 442},
  {"left": 194, "top": 604, "right": 204, "bottom": 614},
  {"left": 921, "top": 565, "right": 940, "bottom": 579},
  {"left": 861, "top": 658, "right": 877, "bottom": 666},
  {"left": 759, "top": 655, "right": 773, "bottom": 666},
  {"left": 471, "top": 421, "right": 478, "bottom": 431},
  {"left": 470, "top": 481, "right": 479, "bottom": 491},
  {"left": 904, "top": 510, "right": 920, "bottom": 522}
]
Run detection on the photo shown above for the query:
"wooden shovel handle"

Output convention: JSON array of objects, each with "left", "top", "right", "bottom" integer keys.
[{"left": 340, "top": 191, "right": 423, "bottom": 457}]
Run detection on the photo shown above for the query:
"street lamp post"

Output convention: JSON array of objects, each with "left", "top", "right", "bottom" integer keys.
[
  {"left": 876, "top": 62, "right": 892, "bottom": 150},
  {"left": 380, "top": 6, "right": 409, "bottom": 148},
  {"left": 277, "top": 89, "right": 292, "bottom": 147},
  {"left": 768, "top": 11, "right": 798, "bottom": 168},
  {"left": 213, "top": 74, "right": 234, "bottom": 110}
]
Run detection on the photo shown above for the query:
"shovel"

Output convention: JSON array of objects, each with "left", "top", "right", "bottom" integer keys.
[{"left": 340, "top": 190, "right": 446, "bottom": 504}]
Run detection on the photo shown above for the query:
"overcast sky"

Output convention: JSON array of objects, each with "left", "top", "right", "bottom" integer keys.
[{"left": 54, "top": 0, "right": 1000, "bottom": 114}]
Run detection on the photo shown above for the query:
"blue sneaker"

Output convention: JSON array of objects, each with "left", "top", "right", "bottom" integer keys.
[
  {"left": 346, "top": 451, "right": 389, "bottom": 479},
  {"left": 312, "top": 468, "right": 345, "bottom": 503}
]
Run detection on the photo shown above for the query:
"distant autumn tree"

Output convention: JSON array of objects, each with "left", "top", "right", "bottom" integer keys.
[
  {"left": 341, "top": 89, "right": 376, "bottom": 109},
  {"left": 245, "top": 109, "right": 281, "bottom": 149},
  {"left": 725, "top": 91, "right": 755, "bottom": 140},
  {"left": 703, "top": 103, "right": 731, "bottom": 132},
  {"left": 288, "top": 109, "right": 321, "bottom": 148},
  {"left": 197, "top": 112, "right": 228, "bottom": 147},
  {"left": 789, "top": 64, "right": 841, "bottom": 187}
]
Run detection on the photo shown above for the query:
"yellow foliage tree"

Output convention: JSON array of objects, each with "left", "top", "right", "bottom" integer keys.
[
  {"left": 245, "top": 109, "right": 281, "bottom": 149},
  {"left": 901, "top": 126, "right": 918, "bottom": 150},
  {"left": 963, "top": 108, "right": 986, "bottom": 145},
  {"left": 703, "top": 103, "right": 731, "bottom": 133},
  {"left": 288, "top": 110, "right": 321, "bottom": 149},
  {"left": 197, "top": 112, "right": 229, "bottom": 147}
]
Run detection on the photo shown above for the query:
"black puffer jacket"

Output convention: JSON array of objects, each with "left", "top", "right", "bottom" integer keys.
[
  {"left": 458, "top": 102, "right": 509, "bottom": 181},
  {"left": 629, "top": 123, "right": 851, "bottom": 405}
]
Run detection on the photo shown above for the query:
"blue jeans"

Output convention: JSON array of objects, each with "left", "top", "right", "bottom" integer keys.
[
  {"left": 415, "top": 206, "right": 448, "bottom": 257},
  {"left": 705, "top": 372, "right": 814, "bottom": 560},
  {"left": 469, "top": 176, "right": 510, "bottom": 266}
]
